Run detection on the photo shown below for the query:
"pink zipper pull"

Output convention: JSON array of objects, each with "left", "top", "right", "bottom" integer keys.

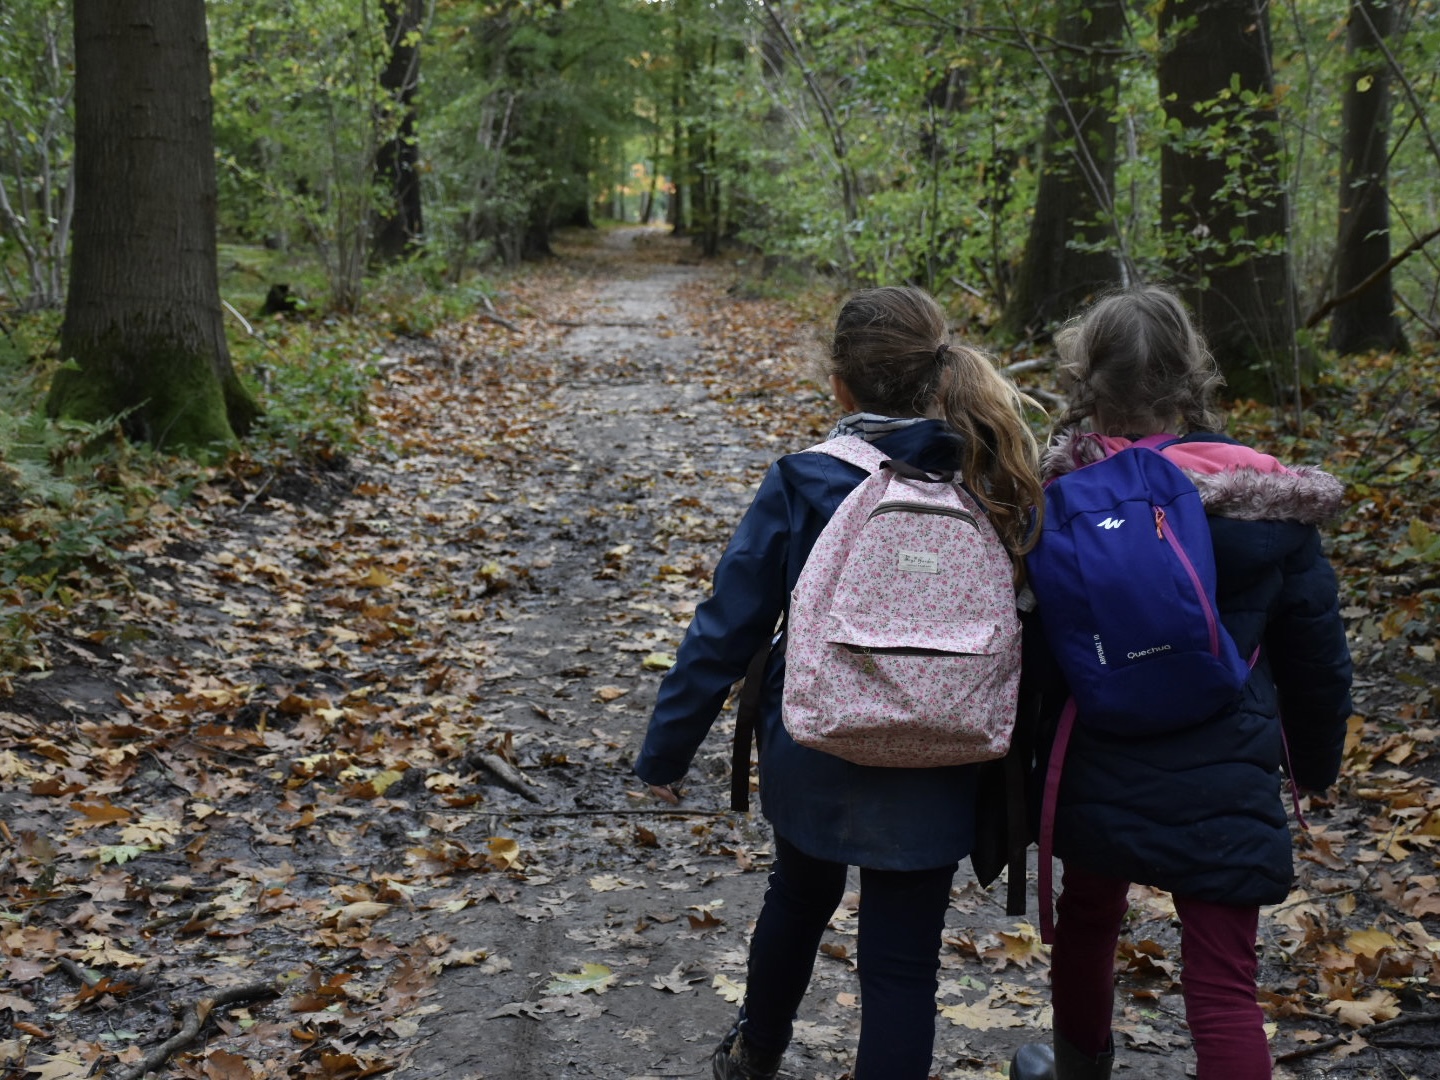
[{"left": 1153, "top": 506, "right": 1165, "bottom": 539}]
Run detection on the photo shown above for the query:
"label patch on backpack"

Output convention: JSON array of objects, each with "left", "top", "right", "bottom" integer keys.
[{"left": 898, "top": 550, "right": 939, "bottom": 574}]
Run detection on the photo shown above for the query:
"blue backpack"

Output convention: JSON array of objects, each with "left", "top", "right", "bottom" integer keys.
[
  {"left": 1026, "top": 434, "right": 1251, "bottom": 735},
  {"left": 1026, "top": 434, "right": 1256, "bottom": 942}
]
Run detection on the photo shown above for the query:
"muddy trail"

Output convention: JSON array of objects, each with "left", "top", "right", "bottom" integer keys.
[{"left": 2, "top": 228, "right": 1437, "bottom": 1080}]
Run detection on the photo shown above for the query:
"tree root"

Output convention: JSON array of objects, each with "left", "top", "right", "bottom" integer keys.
[{"left": 111, "top": 980, "right": 279, "bottom": 1080}]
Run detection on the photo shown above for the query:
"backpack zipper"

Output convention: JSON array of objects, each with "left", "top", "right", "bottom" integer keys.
[
  {"left": 1154, "top": 506, "right": 1221, "bottom": 655},
  {"left": 869, "top": 501, "right": 978, "bottom": 528}
]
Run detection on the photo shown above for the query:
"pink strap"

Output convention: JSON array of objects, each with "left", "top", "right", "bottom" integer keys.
[
  {"left": 803, "top": 436, "right": 888, "bottom": 473},
  {"left": 1037, "top": 698, "right": 1078, "bottom": 945},
  {"left": 1279, "top": 721, "right": 1309, "bottom": 831}
]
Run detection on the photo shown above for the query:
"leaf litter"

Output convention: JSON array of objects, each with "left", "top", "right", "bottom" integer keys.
[{"left": 0, "top": 226, "right": 1436, "bottom": 1078}]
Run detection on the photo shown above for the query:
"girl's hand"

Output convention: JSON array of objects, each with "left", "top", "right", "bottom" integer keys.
[{"left": 648, "top": 783, "right": 681, "bottom": 805}]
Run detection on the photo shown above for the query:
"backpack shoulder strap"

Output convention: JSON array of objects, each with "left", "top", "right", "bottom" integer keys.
[
  {"left": 802, "top": 435, "right": 889, "bottom": 473},
  {"left": 1131, "top": 433, "right": 1181, "bottom": 453}
]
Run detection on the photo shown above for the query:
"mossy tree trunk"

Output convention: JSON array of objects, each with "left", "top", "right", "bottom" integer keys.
[
  {"left": 1329, "top": 0, "right": 1406, "bottom": 356},
  {"left": 1158, "top": 0, "right": 1301, "bottom": 399},
  {"left": 372, "top": 0, "right": 426, "bottom": 264},
  {"left": 49, "top": 0, "right": 258, "bottom": 458},
  {"left": 999, "top": 0, "right": 1125, "bottom": 341}
]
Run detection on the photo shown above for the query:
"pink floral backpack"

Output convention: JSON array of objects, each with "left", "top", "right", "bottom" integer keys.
[{"left": 781, "top": 436, "right": 1021, "bottom": 767}]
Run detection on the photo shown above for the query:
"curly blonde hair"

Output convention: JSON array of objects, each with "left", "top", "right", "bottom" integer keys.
[{"left": 828, "top": 287, "right": 1044, "bottom": 556}]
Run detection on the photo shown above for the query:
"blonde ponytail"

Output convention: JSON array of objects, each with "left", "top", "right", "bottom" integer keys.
[{"left": 936, "top": 345, "right": 1045, "bottom": 559}]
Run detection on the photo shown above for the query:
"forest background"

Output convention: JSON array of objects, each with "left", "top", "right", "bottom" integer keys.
[{"left": 0, "top": 0, "right": 1438, "bottom": 1078}]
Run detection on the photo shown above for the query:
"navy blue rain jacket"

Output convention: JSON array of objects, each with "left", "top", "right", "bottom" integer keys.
[
  {"left": 633, "top": 420, "right": 981, "bottom": 870},
  {"left": 1036, "top": 432, "right": 1354, "bottom": 906}
]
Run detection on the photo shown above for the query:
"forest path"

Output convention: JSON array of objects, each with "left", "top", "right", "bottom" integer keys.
[{"left": 5, "top": 228, "right": 1433, "bottom": 1080}]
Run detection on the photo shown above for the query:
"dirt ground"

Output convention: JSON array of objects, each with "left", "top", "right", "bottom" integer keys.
[{"left": 2, "top": 228, "right": 1437, "bottom": 1080}]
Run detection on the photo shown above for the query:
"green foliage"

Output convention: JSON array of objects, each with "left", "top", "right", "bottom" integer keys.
[
  {"left": 419, "top": 0, "right": 664, "bottom": 268},
  {"left": 0, "top": 324, "right": 198, "bottom": 671},
  {"left": 211, "top": 0, "right": 403, "bottom": 310},
  {"left": 0, "top": 0, "right": 72, "bottom": 311}
]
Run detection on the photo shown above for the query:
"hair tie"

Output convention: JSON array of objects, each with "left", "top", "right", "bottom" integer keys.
[{"left": 935, "top": 343, "right": 951, "bottom": 364}]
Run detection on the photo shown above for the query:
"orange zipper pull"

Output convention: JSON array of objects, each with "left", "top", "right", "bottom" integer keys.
[{"left": 1153, "top": 506, "right": 1165, "bottom": 539}]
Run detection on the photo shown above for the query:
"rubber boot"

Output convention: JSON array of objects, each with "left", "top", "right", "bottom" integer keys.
[
  {"left": 1008, "top": 1035, "right": 1113, "bottom": 1080},
  {"left": 1009, "top": 1042, "right": 1055, "bottom": 1080},
  {"left": 1055, "top": 1033, "right": 1113, "bottom": 1080},
  {"left": 712, "top": 1022, "right": 783, "bottom": 1080}
]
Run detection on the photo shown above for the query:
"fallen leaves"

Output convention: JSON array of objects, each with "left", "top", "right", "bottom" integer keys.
[
  {"left": 2, "top": 234, "right": 1435, "bottom": 1080},
  {"left": 543, "top": 963, "right": 616, "bottom": 996},
  {"left": 939, "top": 992, "right": 1026, "bottom": 1031}
]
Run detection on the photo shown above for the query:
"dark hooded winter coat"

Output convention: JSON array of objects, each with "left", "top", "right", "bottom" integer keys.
[
  {"left": 1035, "top": 431, "right": 1354, "bottom": 906},
  {"left": 633, "top": 420, "right": 983, "bottom": 871}
]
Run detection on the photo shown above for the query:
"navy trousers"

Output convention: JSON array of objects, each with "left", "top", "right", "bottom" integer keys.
[{"left": 737, "top": 835, "right": 957, "bottom": 1079}]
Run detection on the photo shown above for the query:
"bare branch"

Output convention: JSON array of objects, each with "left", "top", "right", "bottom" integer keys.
[
  {"left": 757, "top": 1, "right": 858, "bottom": 228},
  {"left": 1304, "top": 223, "right": 1440, "bottom": 328},
  {"left": 111, "top": 981, "right": 280, "bottom": 1080}
]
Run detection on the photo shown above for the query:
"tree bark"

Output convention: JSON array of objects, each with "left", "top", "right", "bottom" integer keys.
[
  {"left": 372, "top": 0, "right": 426, "bottom": 264},
  {"left": 1000, "top": 0, "right": 1125, "bottom": 340},
  {"left": 1158, "top": 0, "right": 1300, "bottom": 398},
  {"left": 1329, "top": 0, "right": 1406, "bottom": 355},
  {"left": 50, "top": 0, "right": 257, "bottom": 456}
]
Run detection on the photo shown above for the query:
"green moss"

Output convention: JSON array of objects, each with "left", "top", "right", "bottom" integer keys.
[{"left": 46, "top": 336, "right": 241, "bottom": 462}]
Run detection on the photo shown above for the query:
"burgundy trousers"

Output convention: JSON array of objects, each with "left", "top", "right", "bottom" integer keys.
[{"left": 1050, "top": 862, "right": 1271, "bottom": 1079}]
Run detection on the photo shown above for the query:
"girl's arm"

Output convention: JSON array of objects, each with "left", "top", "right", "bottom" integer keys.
[
  {"left": 633, "top": 464, "right": 794, "bottom": 787},
  {"left": 1266, "top": 528, "right": 1354, "bottom": 791}
]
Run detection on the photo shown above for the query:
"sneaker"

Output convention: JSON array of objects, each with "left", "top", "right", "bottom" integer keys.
[{"left": 711, "top": 1023, "right": 783, "bottom": 1080}]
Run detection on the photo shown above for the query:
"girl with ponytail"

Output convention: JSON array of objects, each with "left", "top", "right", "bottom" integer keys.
[{"left": 634, "top": 286, "right": 1042, "bottom": 1079}]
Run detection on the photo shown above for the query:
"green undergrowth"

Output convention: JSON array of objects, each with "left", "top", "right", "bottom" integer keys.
[
  {"left": 1224, "top": 343, "right": 1440, "bottom": 716},
  {"left": 0, "top": 322, "right": 206, "bottom": 678},
  {"left": 0, "top": 248, "right": 507, "bottom": 679}
]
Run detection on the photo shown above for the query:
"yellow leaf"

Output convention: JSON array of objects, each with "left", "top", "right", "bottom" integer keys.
[
  {"left": 544, "top": 963, "right": 615, "bottom": 996},
  {"left": 356, "top": 567, "right": 393, "bottom": 588},
  {"left": 642, "top": 652, "right": 676, "bottom": 671},
  {"left": 712, "top": 974, "right": 745, "bottom": 1003},
  {"left": 75, "top": 936, "right": 146, "bottom": 968},
  {"left": 1355, "top": 74, "right": 1374, "bottom": 93},
  {"left": 369, "top": 769, "right": 406, "bottom": 796},
  {"left": 24, "top": 1052, "right": 91, "bottom": 1080},
  {"left": 939, "top": 994, "right": 1026, "bottom": 1030},
  {"left": 1345, "top": 929, "right": 1399, "bottom": 957},
  {"left": 1325, "top": 990, "right": 1399, "bottom": 1028},
  {"left": 486, "top": 837, "right": 521, "bottom": 869},
  {"left": 594, "top": 685, "right": 629, "bottom": 702}
]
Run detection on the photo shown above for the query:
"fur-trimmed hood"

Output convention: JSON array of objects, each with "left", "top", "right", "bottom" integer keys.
[{"left": 1042, "top": 429, "right": 1345, "bottom": 524}]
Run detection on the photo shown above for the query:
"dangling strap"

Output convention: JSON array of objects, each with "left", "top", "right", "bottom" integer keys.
[
  {"left": 730, "top": 643, "right": 773, "bottom": 813},
  {"left": 1037, "top": 698, "right": 1078, "bottom": 945},
  {"left": 1279, "top": 718, "right": 1309, "bottom": 831}
]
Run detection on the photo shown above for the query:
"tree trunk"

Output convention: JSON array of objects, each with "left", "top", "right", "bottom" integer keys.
[
  {"left": 372, "top": 0, "right": 425, "bottom": 264},
  {"left": 1000, "top": 0, "right": 1125, "bottom": 340},
  {"left": 1158, "top": 0, "right": 1300, "bottom": 398},
  {"left": 50, "top": 0, "right": 257, "bottom": 457},
  {"left": 1329, "top": 0, "right": 1406, "bottom": 355}
]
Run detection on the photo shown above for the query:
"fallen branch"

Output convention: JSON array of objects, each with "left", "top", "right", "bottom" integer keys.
[
  {"left": 111, "top": 980, "right": 279, "bottom": 1080},
  {"left": 479, "top": 291, "right": 521, "bottom": 333},
  {"left": 1275, "top": 1012, "right": 1440, "bottom": 1062},
  {"left": 464, "top": 750, "right": 544, "bottom": 803},
  {"left": 56, "top": 958, "right": 100, "bottom": 989},
  {"left": 142, "top": 902, "right": 219, "bottom": 934},
  {"left": 998, "top": 356, "right": 1057, "bottom": 378}
]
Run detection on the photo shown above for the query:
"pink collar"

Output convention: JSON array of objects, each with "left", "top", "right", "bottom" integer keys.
[{"left": 1089, "top": 433, "right": 1294, "bottom": 476}]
